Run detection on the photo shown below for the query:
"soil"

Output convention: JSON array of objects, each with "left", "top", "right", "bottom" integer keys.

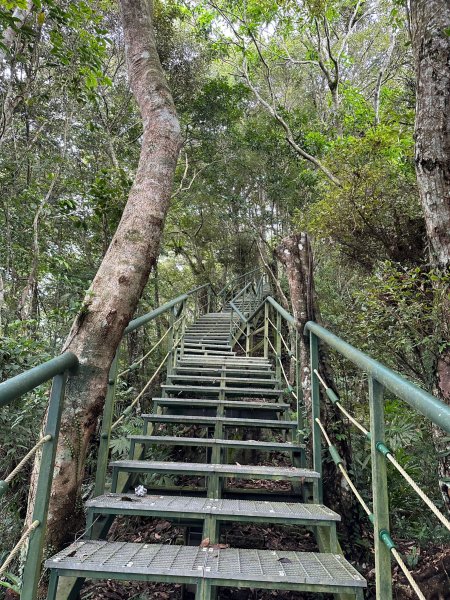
[{"left": 79, "top": 417, "right": 450, "bottom": 599}]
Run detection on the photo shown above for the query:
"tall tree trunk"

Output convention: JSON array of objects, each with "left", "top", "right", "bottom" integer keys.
[
  {"left": 410, "top": 0, "right": 450, "bottom": 509},
  {"left": 26, "top": 0, "right": 182, "bottom": 551},
  {"left": 275, "top": 233, "right": 315, "bottom": 414},
  {"left": 276, "top": 233, "right": 360, "bottom": 542}
]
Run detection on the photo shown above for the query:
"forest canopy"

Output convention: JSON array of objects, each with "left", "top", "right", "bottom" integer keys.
[{"left": 0, "top": 0, "right": 449, "bottom": 598}]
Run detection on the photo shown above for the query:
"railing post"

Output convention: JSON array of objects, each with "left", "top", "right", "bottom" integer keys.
[
  {"left": 21, "top": 372, "right": 68, "bottom": 600},
  {"left": 295, "top": 330, "right": 304, "bottom": 455},
  {"left": 207, "top": 285, "right": 212, "bottom": 313},
  {"left": 246, "top": 322, "right": 251, "bottom": 356},
  {"left": 229, "top": 307, "right": 235, "bottom": 346},
  {"left": 166, "top": 306, "right": 176, "bottom": 376},
  {"left": 369, "top": 377, "right": 392, "bottom": 600},
  {"left": 180, "top": 298, "right": 187, "bottom": 358},
  {"left": 275, "top": 311, "right": 282, "bottom": 381},
  {"left": 310, "top": 332, "right": 323, "bottom": 503},
  {"left": 263, "top": 302, "right": 269, "bottom": 359},
  {"left": 94, "top": 351, "right": 119, "bottom": 497}
]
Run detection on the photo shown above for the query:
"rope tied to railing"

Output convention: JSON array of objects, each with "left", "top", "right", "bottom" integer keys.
[
  {"left": 315, "top": 417, "right": 372, "bottom": 517},
  {"left": 314, "top": 369, "right": 450, "bottom": 533},
  {"left": 112, "top": 330, "right": 185, "bottom": 431},
  {"left": 315, "top": 418, "right": 427, "bottom": 600},
  {"left": 267, "top": 337, "right": 298, "bottom": 399},
  {"left": 0, "top": 435, "right": 52, "bottom": 496},
  {"left": 117, "top": 316, "right": 183, "bottom": 378},
  {"left": 391, "top": 547, "right": 426, "bottom": 600},
  {"left": 111, "top": 351, "right": 170, "bottom": 431},
  {"left": 268, "top": 316, "right": 298, "bottom": 362},
  {"left": 0, "top": 520, "right": 40, "bottom": 578}
]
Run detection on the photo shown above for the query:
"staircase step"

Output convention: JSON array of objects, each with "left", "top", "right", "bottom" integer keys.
[
  {"left": 166, "top": 375, "right": 278, "bottom": 386},
  {"left": 46, "top": 541, "right": 366, "bottom": 593},
  {"left": 161, "top": 385, "right": 282, "bottom": 397},
  {"left": 183, "top": 342, "right": 232, "bottom": 349},
  {"left": 152, "top": 398, "right": 288, "bottom": 411},
  {"left": 182, "top": 348, "right": 236, "bottom": 356},
  {"left": 86, "top": 494, "right": 336, "bottom": 524},
  {"left": 177, "top": 360, "right": 272, "bottom": 370},
  {"left": 174, "top": 367, "right": 275, "bottom": 377},
  {"left": 110, "top": 460, "right": 317, "bottom": 480},
  {"left": 129, "top": 435, "right": 303, "bottom": 451},
  {"left": 143, "top": 414, "right": 295, "bottom": 429}
]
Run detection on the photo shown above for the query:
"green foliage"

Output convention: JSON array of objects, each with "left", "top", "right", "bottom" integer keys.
[
  {"left": 301, "top": 126, "right": 422, "bottom": 269},
  {"left": 0, "top": 572, "right": 21, "bottom": 593}
]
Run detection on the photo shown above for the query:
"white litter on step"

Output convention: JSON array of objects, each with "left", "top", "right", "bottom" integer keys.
[{"left": 135, "top": 485, "right": 147, "bottom": 497}]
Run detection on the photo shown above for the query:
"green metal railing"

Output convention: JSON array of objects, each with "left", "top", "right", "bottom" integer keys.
[
  {"left": 230, "top": 293, "right": 450, "bottom": 600},
  {"left": 216, "top": 267, "right": 262, "bottom": 311},
  {"left": 3, "top": 269, "right": 449, "bottom": 600},
  {"left": 0, "top": 278, "right": 219, "bottom": 599},
  {"left": 0, "top": 352, "right": 79, "bottom": 598}
]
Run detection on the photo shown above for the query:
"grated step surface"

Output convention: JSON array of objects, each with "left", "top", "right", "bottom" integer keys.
[
  {"left": 142, "top": 414, "right": 295, "bottom": 429},
  {"left": 152, "top": 398, "right": 288, "bottom": 410},
  {"left": 161, "top": 385, "right": 282, "bottom": 397},
  {"left": 129, "top": 435, "right": 303, "bottom": 451},
  {"left": 110, "top": 460, "right": 319, "bottom": 480},
  {"left": 86, "top": 494, "right": 339, "bottom": 523},
  {"left": 45, "top": 541, "right": 366, "bottom": 590},
  {"left": 167, "top": 375, "right": 278, "bottom": 386}
]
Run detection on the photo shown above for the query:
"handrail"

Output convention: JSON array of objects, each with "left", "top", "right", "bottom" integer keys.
[
  {"left": 305, "top": 321, "right": 450, "bottom": 433},
  {"left": 216, "top": 267, "right": 261, "bottom": 299},
  {"left": 230, "top": 281, "right": 252, "bottom": 301},
  {"left": 0, "top": 352, "right": 78, "bottom": 408},
  {"left": 231, "top": 289, "right": 450, "bottom": 600},
  {"left": 229, "top": 301, "right": 246, "bottom": 322},
  {"left": 124, "top": 294, "right": 188, "bottom": 334},
  {"left": 266, "top": 296, "right": 295, "bottom": 324},
  {"left": 0, "top": 278, "right": 218, "bottom": 599}
]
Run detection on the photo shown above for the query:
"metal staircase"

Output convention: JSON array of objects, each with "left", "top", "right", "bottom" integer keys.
[
  {"left": 44, "top": 287, "right": 367, "bottom": 599},
  {"left": 3, "top": 269, "right": 448, "bottom": 599}
]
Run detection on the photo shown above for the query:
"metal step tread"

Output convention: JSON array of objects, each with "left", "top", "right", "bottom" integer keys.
[
  {"left": 110, "top": 460, "right": 319, "bottom": 479},
  {"left": 142, "top": 414, "right": 295, "bottom": 428},
  {"left": 129, "top": 435, "right": 303, "bottom": 450},
  {"left": 152, "top": 398, "right": 288, "bottom": 410},
  {"left": 177, "top": 361, "right": 273, "bottom": 370},
  {"left": 174, "top": 367, "right": 275, "bottom": 376},
  {"left": 167, "top": 375, "right": 278, "bottom": 385},
  {"left": 161, "top": 385, "right": 281, "bottom": 396},
  {"left": 182, "top": 349, "right": 236, "bottom": 356},
  {"left": 45, "top": 541, "right": 365, "bottom": 589},
  {"left": 178, "top": 357, "right": 271, "bottom": 363},
  {"left": 86, "top": 494, "right": 338, "bottom": 522}
]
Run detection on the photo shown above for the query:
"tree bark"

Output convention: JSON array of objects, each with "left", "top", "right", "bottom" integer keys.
[
  {"left": 26, "top": 0, "right": 182, "bottom": 551},
  {"left": 410, "top": 0, "right": 450, "bottom": 268},
  {"left": 410, "top": 0, "right": 450, "bottom": 510},
  {"left": 275, "top": 233, "right": 315, "bottom": 414},
  {"left": 276, "top": 233, "right": 360, "bottom": 541}
]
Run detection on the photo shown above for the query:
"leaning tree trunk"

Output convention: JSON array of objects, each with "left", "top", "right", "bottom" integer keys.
[
  {"left": 410, "top": 0, "right": 450, "bottom": 510},
  {"left": 276, "top": 233, "right": 361, "bottom": 542},
  {"left": 26, "top": 0, "right": 182, "bottom": 551}
]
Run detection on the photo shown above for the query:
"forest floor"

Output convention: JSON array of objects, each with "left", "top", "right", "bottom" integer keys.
[
  {"left": 76, "top": 425, "right": 450, "bottom": 600},
  {"left": 77, "top": 500, "right": 450, "bottom": 600}
]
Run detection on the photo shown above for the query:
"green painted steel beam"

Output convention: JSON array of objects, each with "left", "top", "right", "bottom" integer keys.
[
  {"left": 0, "top": 352, "right": 78, "bottom": 408},
  {"left": 266, "top": 296, "right": 296, "bottom": 325},
  {"left": 124, "top": 294, "right": 188, "bottom": 334},
  {"left": 305, "top": 321, "right": 450, "bottom": 433}
]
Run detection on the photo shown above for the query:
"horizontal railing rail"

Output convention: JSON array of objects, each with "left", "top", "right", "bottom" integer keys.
[
  {"left": 305, "top": 321, "right": 450, "bottom": 433},
  {"left": 227, "top": 291, "right": 450, "bottom": 600},
  {"left": 0, "top": 272, "right": 243, "bottom": 599},
  {"left": 0, "top": 352, "right": 78, "bottom": 408}
]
